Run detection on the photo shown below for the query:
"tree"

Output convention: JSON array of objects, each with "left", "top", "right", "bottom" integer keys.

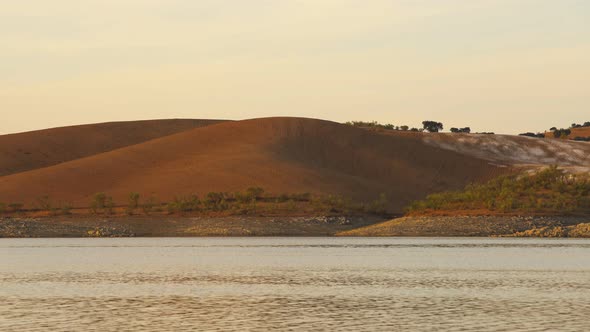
[
  {"left": 104, "top": 196, "right": 115, "bottom": 215},
  {"left": 246, "top": 187, "right": 265, "bottom": 201},
  {"left": 128, "top": 192, "right": 140, "bottom": 209},
  {"left": 400, "top": 125, "right": 409, "bottom": 131},
  {"left": 450, "top": 127, "right": 470, "bottom": 133},
  {"left": 8, "top": 203, "right": 24, "bottom": 213},
  {"left": 422, "top": 121, "right": 443, "bottom": 133},
  {"left": 35, "top": 195, "right": 52, "bottom": 211},
  {"left": 553, "top": 128, "right": 571, "bottom": 138},
  {"left": 520, "top": 132, "right": 545, "bottom": 138},
  {"left": 91, "top": 192, "right": 114, "bottom": 215}
]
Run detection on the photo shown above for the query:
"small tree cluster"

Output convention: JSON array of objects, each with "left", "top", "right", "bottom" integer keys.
[
  {"left": 553, "top": 128, "right": 572, "bottom": 138},
  {"left": 519, "top": 132, "right": 545, "bottom": 138},
  {"left": 571, "top": 122, "right": 590, "bottom": 128},
  {"left": 422, "top": 121, "right": 444, "bottom": 133},
  {"left": 450, "top": 127, "right": 471, "bottom": 133},
  {"left": 345, "top": 121, "right": 416, "bottom": 132}
]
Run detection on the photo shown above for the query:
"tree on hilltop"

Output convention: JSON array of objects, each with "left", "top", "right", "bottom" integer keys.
[{"left": 422, "top": 121, "right": 444, "bottom": 133}]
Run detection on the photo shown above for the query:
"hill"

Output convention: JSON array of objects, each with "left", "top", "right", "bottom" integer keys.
[
  {"left": 0, "top": 117, "right": 504, "bottom": 213},
  {"left": 0, "top": 119, "right": 226, "bottom": 176},
  {"left": 571, "top": 127, "right": 590, "bottom": 139}
]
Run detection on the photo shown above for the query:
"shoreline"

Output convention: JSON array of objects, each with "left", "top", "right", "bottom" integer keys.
[
  {"left": 337, "top": 215, "right": 590, "bottom": 237},
  {"left": 1, "top": 214, "right": 589, "bottom": 238},
  {"left": 0, "top": 215, "right": 387, "bottom": 238}
]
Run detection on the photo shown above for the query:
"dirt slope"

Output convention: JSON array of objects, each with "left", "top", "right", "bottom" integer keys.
[
  {"left": 0, "top": 119, "right": 226, "bottom": 176},
  {"left": 421, "top": 133, "right": 590, "bottom": 172},
  {"left": 0, "top": 118, "right": 504, "bottom": 212}
]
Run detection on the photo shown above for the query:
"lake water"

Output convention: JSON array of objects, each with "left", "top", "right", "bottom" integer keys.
[{"left": 0, "top": 237, "right": 589, "bottom": 331}]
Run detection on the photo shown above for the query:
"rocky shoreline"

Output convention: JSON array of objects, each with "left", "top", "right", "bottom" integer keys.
[
  {"left": 0, "top": 215, "right": 384, "bottom": 238},
  {"left": 337, "top": 215, "right": 590, "bottom": 237},
  {"left": 2, "top": 215, "right": 589, "bottom": 238}
]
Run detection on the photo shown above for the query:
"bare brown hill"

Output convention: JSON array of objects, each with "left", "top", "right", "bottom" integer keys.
[
  {"left": 0, "top": 118, "right": 506, "bottom": 213},
  {"left": 0, "top": 119, "right": 226, "bottom": 176}
]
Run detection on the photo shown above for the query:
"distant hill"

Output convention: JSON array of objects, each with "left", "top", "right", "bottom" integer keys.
[
  {"left": 1, "top": 117, "right": 588, "bottom": 213},
  {"left": 0, "top": 117, "right": 503, "bottom": 212},
  {"left": 0, "top": 119, "right": 226, "bottom": 176}
]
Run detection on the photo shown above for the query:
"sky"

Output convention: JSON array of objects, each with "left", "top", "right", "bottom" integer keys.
[{"left": 1, "top": 0, "right": 589, "bottom": 134}]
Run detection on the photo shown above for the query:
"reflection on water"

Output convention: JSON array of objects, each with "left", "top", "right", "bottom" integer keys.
[{"left": 0, "top": 238, "right": 589, "bottom": 331}]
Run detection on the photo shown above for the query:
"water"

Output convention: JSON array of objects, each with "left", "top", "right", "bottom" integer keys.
[{"left": 0, "top": 237, "right": 589, "bottom": 332}]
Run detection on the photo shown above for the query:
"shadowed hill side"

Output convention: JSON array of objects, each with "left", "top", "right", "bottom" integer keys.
[
  {"left": 0, "top": 117, "right": 505, "bottom": 213},
  {"left": 0, "top": 119, "right": 227, "bottom": 176}
]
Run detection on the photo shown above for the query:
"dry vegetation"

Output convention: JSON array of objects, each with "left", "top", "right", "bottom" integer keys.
[
  {"left": 0, "top": 187, "right": 391, "bottom": 219},
  {"left": 407, "top": 166, "right": 590, "bottom": 215}
]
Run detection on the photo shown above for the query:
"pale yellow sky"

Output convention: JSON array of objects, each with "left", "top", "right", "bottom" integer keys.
[{"left": 1, "top": 0, "right": 589, "bottom": 134}]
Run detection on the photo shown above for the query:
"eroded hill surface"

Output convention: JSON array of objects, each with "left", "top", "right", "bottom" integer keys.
[{"left": 421, "top": 133, "right": 590, "bottom": 172}]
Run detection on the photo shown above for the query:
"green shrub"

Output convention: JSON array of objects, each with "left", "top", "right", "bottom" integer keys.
[
  {"left": 0, "top": 202, "right": 5, "bottom": 213},
  {"left": 60, "top": 202, "right": 73, "bottom": 215},
  {"left": 406, "top": 166, "right": 590, "bottom": 214},
  {"left": 204, "top": 192, "right": 230, "bottom": 211},
  {"left": 126, "top": 192, "right": 140, "bottom": 215},
  {"left": 50, "top": 201, "right": 72, "bottom": 216},
  {"left": 235, "top": 187, "right": 265, "bottom": 204},
  {"left": 8, "top": 203, "right": 24, "bottom": 213},
  {"left": 128, "top": 192, "right": 140, "bottom": 209},
  {"left": 276, "top": 194, "right": 290, "bottom": 203},
  {"left": 246, "top": 187, "right": 264, "bottom": 200},
  {"left": 91, "top": 193, "right": 107, "bottom": 214},
  {"left": 367, "top": 193, "right": 388, "bottom": 214},
  {"left": 90, "top": 192, "right": 114, "bottom": 215},
  {"left": 167, "top": 195, "right": 200, "bottom": 214},
  {"left": 104, "top": 196, "right": 115, "bottom": 215},
  {"left": 290, "top": 193, "right": 311, "bottom": 202},
  {"left": 141, "top": 195, "right": 158, "bottom": 215},
  {"left": 35, "top": 195, "right": 52, "bottom": 211}
]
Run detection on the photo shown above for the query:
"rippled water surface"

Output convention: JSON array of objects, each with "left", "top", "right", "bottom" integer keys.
[{"left": 1, "top": 237, "right": 589, "bottom": 331}]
